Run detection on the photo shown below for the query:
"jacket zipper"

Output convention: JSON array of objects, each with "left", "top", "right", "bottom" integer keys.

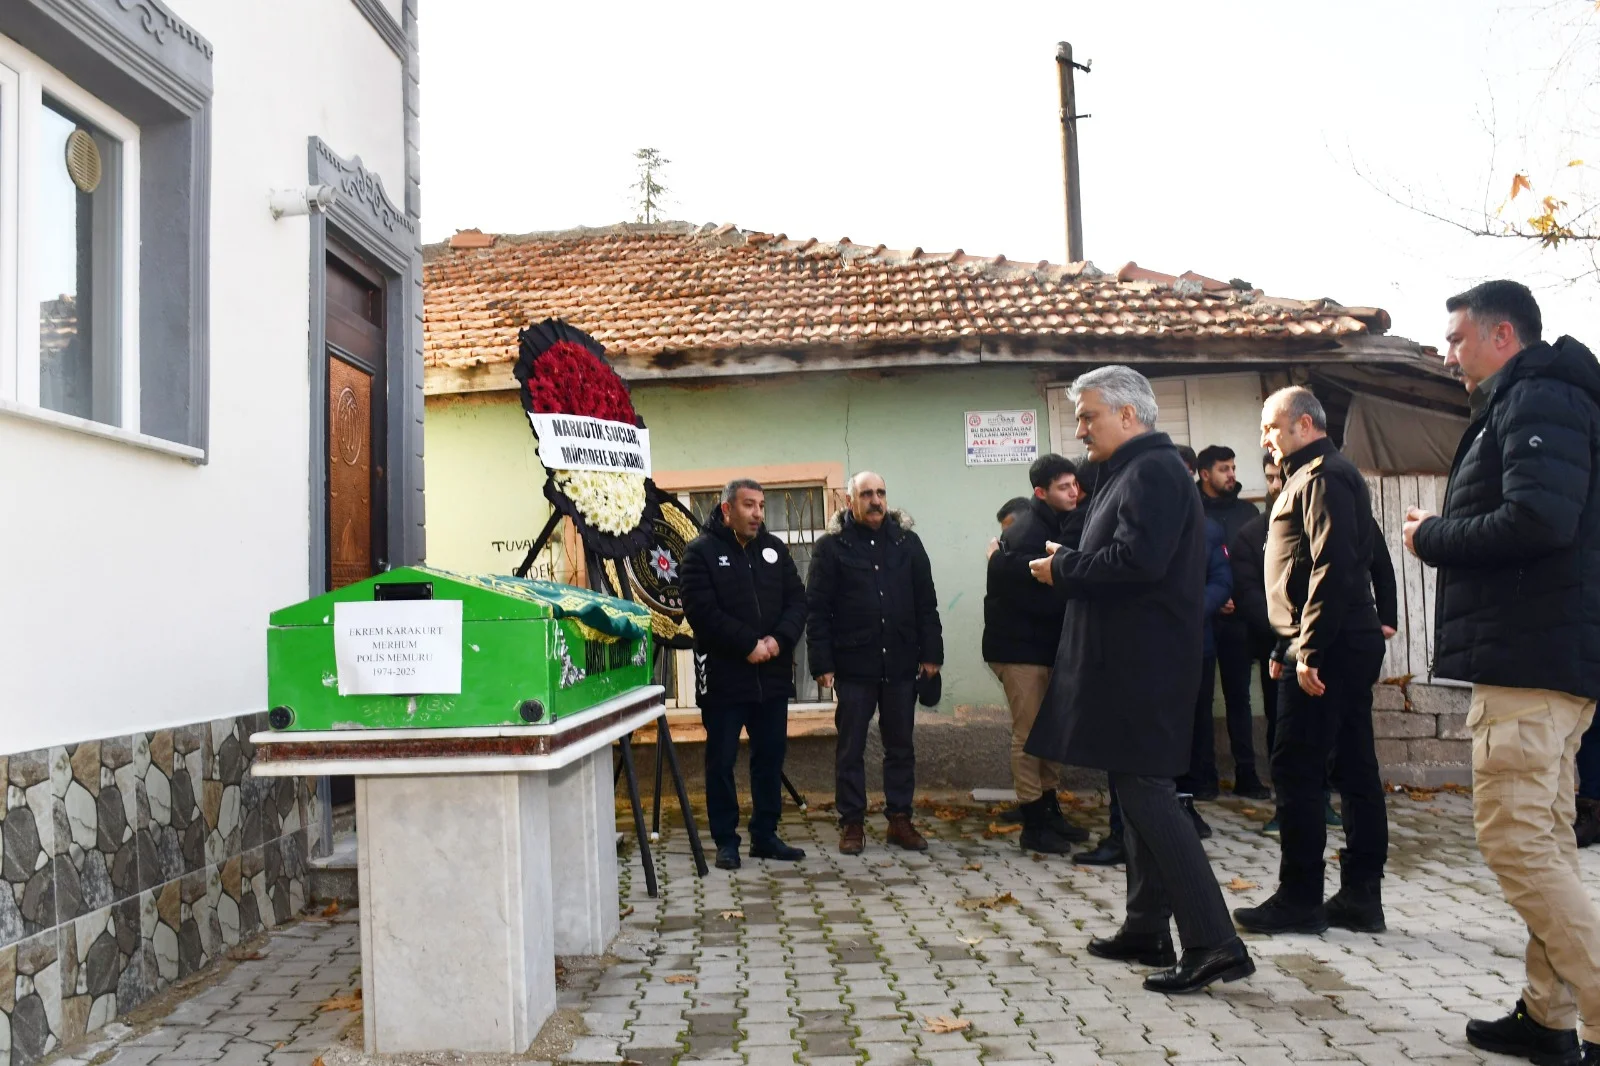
[{"left": 744, "top": 541, "right": 764, "bottom": 700}]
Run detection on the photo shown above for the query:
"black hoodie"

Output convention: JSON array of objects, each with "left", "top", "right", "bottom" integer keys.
[
  {"left": 679, "top": 505, "right": 808, "bottom": 707},
  {"left": 1414, "top": 335, "right": 1600, "bottom": 698}
]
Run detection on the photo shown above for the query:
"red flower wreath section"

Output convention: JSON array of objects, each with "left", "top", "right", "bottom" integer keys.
[{"left": 523, "top": 340, "right": 639, "bottom": 425}]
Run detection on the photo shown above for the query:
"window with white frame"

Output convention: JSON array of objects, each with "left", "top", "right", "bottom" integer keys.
[
  {"left": 0, "top": 33, "right": 140, "bottom": 431},
  {"left": 663, "top": 483, "right": 835, "bottom": 710}
]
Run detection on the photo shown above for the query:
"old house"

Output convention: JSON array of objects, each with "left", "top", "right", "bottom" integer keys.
[
  {"left": 0, "top": 0, "right": 424, "bottom": 1059},
  {"left": 422, "top": 222, "right": 1470, "bottom": 784}
]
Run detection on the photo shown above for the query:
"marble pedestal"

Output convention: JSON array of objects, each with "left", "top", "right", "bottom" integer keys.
[{"left": 252, "top": 685, "right": 662, "bottom": 1053}]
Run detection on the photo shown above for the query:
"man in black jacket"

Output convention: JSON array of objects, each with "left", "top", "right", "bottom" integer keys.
[
  {"left": 1027, "top": 365, "right": 1253, "bottom": 995},
  {"left": 1232, "top": 455, "right": 1398, "bottom": 835},
  {"left": 983, "top": 454, "right": 1090, "bottom": 854},
  {"left": 1193, "top": 445, "right": 1269, "bottom": 799},
  {"left": 808, "top": 472, "right": 943, "bottom": 855},
  {"left": 1235, "top": 387, "right": 1389, "bottom": 937},
  {"left": 1404, "top": 280, "right": 1600, "bottom": 1066},
  {"left": 680, "top": 479, "right": 809, "bottom": 871}
]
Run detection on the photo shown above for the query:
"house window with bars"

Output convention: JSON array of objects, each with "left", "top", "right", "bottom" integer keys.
[{"left": 663, "top": 483, "right": 833, "bottom": 708}]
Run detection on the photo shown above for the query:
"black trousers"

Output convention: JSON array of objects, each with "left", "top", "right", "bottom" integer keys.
[
  {"left": 1215, "top": 620, "right": 1262, "bottom": 783},
  {"left": 1113, "top": 772, "right": 1237, "bottom": 951},
  {"left": 701, "top": 695, "right": 790, "bottom": 849},
  {"left": 1272, "top": 629, "right": 1388, "bottom": 904},
  {"left": 834, "top": 678, "right": 917, "bottom": 824},
  {"left": 1258, "top": 654, "right": 1279, "bottom": 761},
  {"left": 1177, "top": 654, "right": 1221, "bottom": 795}
]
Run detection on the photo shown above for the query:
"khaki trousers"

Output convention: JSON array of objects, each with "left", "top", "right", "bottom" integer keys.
[
  {"left": 1472, "top": 683, "right": 1600, "bottom": 1040},
  {"left": 989, "top": 662, "right": 1061, "bottom": 804}
]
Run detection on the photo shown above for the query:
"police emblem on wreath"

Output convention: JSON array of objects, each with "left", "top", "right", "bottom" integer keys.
[{"left": 623, "top": 488, "right": 697, "bottom": 648}]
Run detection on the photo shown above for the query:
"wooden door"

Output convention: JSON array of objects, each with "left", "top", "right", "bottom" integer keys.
[{"left": 325, "top": 247, "right": 388, "bottom": 590}]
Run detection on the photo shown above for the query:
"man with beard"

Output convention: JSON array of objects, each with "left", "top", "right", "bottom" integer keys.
[
  {"left": 1190, "top": 446, "right": 1269, "bottom": 800},
  {"left": 1235, "top": 387, "right": 1388, "bottom": 937},
  {"left": 1027, "top": 365, "right": 1253, "bottom": 994},
  {"left": 680, "top": 479, "right": 810, "bottom": 871},
  {"left": 1232, "top": 455, "right": 1398, "bottom": 837},
  {"left": 808, "top": 471, "right": 944, "bottom": 855},
  {"left": 983, "top": 454, "right": 1091, "bottom": 854}
]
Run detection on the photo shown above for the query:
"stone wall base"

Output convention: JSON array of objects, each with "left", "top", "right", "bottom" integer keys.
[{"left": 1, "top": 715, "right": 318, "bottom": 1066}]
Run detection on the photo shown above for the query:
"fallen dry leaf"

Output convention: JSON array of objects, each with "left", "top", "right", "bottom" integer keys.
[
  {"left": 719, "top": 910, "right": 744, "bottom": 921},
  {"left": 933, "top": 807, "right": 965, "bottom": 821},
  {"left": 312, "top": 1058, "right": 325, "bottom": 1066},
  {"left": 875, "top": 860, "right": 894, "bottom": 868},
  {"left": 922, "top": 1015, "right": 972, "bottom": 1034},
  {"left": 664, "top": 973, "right": 697, "bottom": 984},
  {"left": 956, "top": 891, "right": 1018, "bottom": 911},
  {"left": 619, "top": 905, "right": 635, "bottom": 920},
  {"left": 318, "top": 990, "right": 363, "bottom": 1012},
  {"left": 1240, "top": 808, "right": 1257, "bottom": 817},
  {"left": 957, "top": 936, "right": 984, "bottom": 946},
  {"left": 963, "top": 862, "right": 982, "bottom": 871},
  {"left": 320, "top": 900, "right": 340, "bottom": 918},
  {"left": 226, "top": 948, "right": 265, "bottom": 962},
  {"left": 1224, "top": 877, "right": 1259, "bottom": 893},
  {"left": 983, "top": 822, "right": 1023, "bottom": 838}
]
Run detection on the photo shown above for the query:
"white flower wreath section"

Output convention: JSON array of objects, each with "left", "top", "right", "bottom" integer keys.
[{"left": 529, "top": 413, "right": 652, "bottom": 536}]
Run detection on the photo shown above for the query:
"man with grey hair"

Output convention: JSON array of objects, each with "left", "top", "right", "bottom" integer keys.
[
  {"left": 808, "top": 471, "right": 944, "bottom": 854},
  {"left": 681, "top": 478, "right": 809, "bottom": 871},
  {"left": 1236, "top": 386, "right": 1389, "bottom": 936},
  {"left": 1026, "top": 365, "right": 1253, "bottom": 994}
]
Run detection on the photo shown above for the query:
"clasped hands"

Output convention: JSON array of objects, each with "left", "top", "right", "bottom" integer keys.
[{"left": 1027, "top": 541, "right": 1063, "bottom": 586}]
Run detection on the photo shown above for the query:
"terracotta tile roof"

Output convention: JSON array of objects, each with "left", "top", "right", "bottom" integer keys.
[{"left": 424, "top": 222, "right": 1398, "bottom": 375}]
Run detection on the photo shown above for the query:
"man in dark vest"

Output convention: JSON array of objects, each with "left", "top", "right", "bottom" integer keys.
[{"left": 1027, "top": 364, "right": 1253, "bottom": 995}]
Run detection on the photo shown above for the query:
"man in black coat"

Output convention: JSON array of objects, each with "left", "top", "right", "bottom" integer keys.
[
  {"left": 1235, "top": 387, "right": 1388, "bottom": 937},
  {"left": 1193, "top": 445, "right": 1269, "bottom": 799},
  {"left": 1026, "top": 365, "right": 1253, "bottom": 995},
  {"left": 983, "top": 454, "right": 1090, "bottom": 854},
  {"left": 680, "top": 479, "right": 809, "bottom": 871},
  {"left": 807, "top": 471, "right": 943, "bottom": 856},
  {"left": 1403, "top": 281, "right": 1600, "bottom": 1065}
]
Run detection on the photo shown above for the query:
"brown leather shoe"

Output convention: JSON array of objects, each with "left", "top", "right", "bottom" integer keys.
[
  {"left": 885, "top": 812, "right": 929, "bottom": 851},
  {"left": 839, "top": 822, "right": 865, "bottom": 855}
]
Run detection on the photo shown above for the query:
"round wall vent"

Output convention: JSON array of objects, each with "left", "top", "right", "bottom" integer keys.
[{"left": 65, "top": 129, "right": 102, "bottom": 194}]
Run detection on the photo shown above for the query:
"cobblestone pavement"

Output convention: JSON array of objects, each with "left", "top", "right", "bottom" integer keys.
[{"left": 39, "top": 789, "right": 1598, "bottom": 1066}]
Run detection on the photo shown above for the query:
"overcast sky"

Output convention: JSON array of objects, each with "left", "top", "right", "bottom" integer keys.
[{"left": 419, "top": 1, "right": 1598, "bottom": 349}]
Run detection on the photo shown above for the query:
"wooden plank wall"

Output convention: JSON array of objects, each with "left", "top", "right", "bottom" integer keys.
[{"left": 1365, "top": 474, "right": 1455, "bottom": 685}]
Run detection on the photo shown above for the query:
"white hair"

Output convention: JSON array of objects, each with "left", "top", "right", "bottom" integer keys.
[
  {"left": 1068, "top": 365, "right": 1159, "bottom": 428},
  {"left": 847, "top": 471, "right": 884, "bottom": 497}
]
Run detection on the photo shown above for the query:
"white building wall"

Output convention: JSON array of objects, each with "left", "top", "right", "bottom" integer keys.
[{"left": 0, "top": 0, "right": 406, "bottom": 755}]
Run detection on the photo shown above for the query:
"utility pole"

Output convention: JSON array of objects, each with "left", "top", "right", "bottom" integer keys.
[{"left": 1056, "top": 42, "right": 1091, "bottom": 263}]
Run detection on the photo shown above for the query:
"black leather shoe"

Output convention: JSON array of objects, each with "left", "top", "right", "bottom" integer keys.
[
  {"left": 714, "top": 844, "right": 741, "bottom": 870},
  {"left": 749, "top": 838, "right": 805, "bottom": 861},
  {"left": 1234, "top": 892, "right": 1330, "bottom": 934},
  {"left": 1325, "top": 882, "right": 1386, "bottom": 933},
  {"left": 1073, "top": 835, "right": 1126, "bottom": 866},
  {"left": 1143, "top": 938, "right": 1255, "bottom": 994},
  {"left": 1232, "top": 776, "right": 1273, "bottom": 801},
  {"left": 1087, "top": 929, "right": 1176, "bottom": 967},
  {"left": 997, "top": 805, "right": 1023, "bottom": 824},
  {"left": 1019, "top": 796, "right": 1076, "bottom": 855},
  {"left": 1178, "top": 795, "right": 1212, "bottom": 839},
  {"left": 1466, "top": 1000, "right": 1580, "bottom": 1065},
  {"left": 1043, "top": 792, "right": 1091, "bottom": 843}
]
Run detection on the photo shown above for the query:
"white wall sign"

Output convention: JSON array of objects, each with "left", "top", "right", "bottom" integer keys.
[
  {"left": 333, "top": 600, "right": 464, "bottom": 696},
  {"left": 965, "top": 410, "right": 1038, "bottom": 466},
  {"left": 528, "top": 413, "right": 652, "bottom": 476}
]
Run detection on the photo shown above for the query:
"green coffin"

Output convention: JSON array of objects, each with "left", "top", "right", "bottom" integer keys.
[{"left": 266, "top": 566, "right": 654, "bottom": 731}]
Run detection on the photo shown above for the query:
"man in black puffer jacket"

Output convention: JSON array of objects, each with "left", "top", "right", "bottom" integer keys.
[
  {"left": 681, "top": 479, "right": 809, "bottom": 871},
  {"left": 808, "top": 471, "right": 943, "bottom": 855},
  {"left": 1403, "top": 281, "right": 1600, "bottom": 1066}
]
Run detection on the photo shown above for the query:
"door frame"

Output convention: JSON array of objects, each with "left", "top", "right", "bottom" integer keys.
[
  {"left": 305, "top": 137, "right": 424, "bottom": 598},
  {"left": 323, "top": 239, "right": 389, "bottom": 589}
]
